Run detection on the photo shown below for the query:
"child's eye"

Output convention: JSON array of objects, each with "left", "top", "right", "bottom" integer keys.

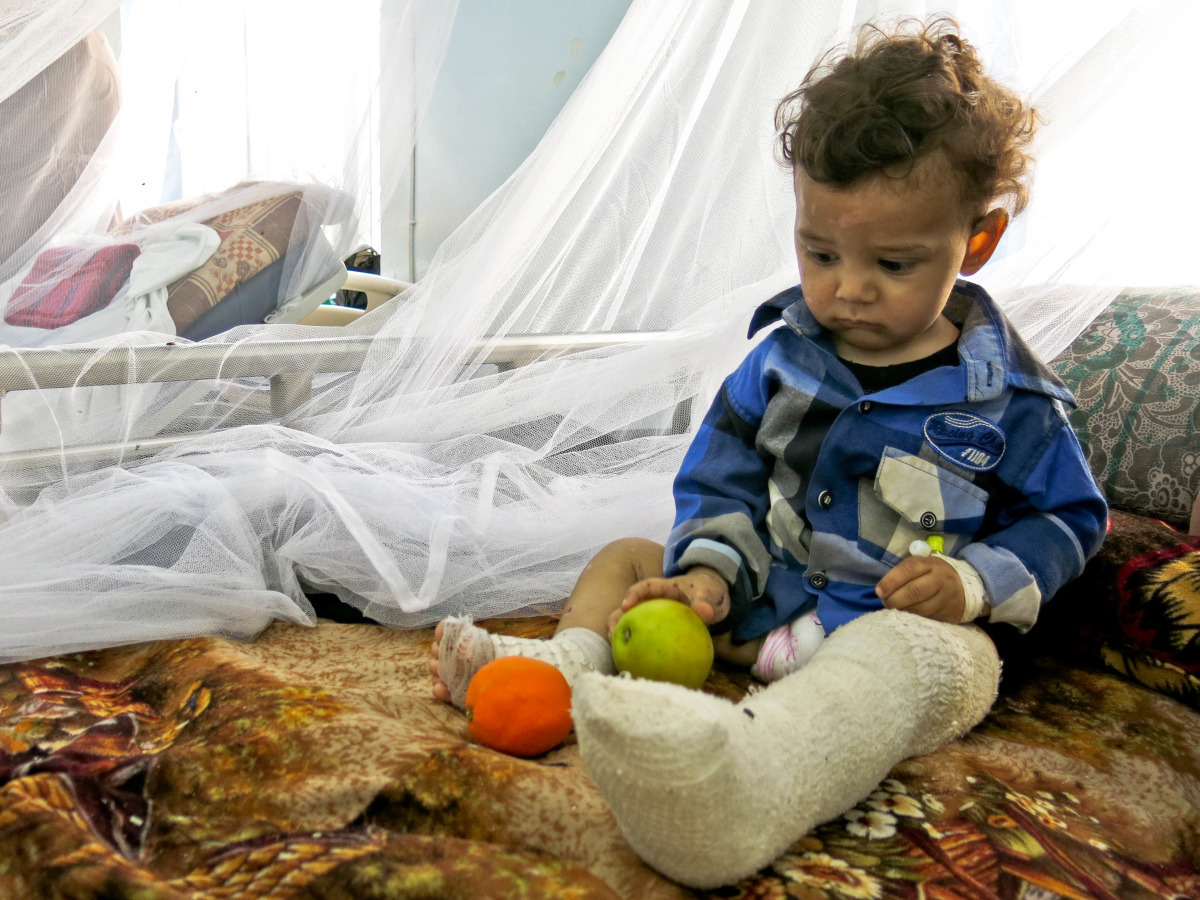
[
  {"left": 805, "top": 249, "right": 836, "bottom": 266},
  {"left": 879, "top": 259, "right": 916, "bottom": 273}
]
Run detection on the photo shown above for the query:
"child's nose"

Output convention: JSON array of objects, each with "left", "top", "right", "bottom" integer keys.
[{"left": 835, "top": 269, "right": 876, "bottom": 304}]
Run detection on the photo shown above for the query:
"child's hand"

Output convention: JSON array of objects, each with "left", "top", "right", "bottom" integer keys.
[
  {"left": 875, "top": 556, "right": 974, "bottom": 623},
  {"left": 606, "top": 566, "right": 731, "bottom": 639}
]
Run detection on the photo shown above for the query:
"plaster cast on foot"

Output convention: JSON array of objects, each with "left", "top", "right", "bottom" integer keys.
[{"left": 571, "top": 609, "right": 1000, "bottom": 889}]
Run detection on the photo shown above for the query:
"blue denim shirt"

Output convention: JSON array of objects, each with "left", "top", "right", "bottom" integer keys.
[{"left": 666, "top": 280, "right": 1108, "bottom": 642}]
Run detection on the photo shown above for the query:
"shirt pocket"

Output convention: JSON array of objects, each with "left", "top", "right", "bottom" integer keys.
[{"left": 874, "top": 446, "right": 988, "bottom": 535}]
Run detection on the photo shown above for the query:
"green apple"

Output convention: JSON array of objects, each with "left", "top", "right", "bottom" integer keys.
[{"left": 610, "top": 599, "right": 714, "bottom": 689}]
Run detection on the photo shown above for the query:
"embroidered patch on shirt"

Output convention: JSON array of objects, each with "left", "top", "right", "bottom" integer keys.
[{"left": 923, "top": 411, "right": 1005, "bottom": 472}]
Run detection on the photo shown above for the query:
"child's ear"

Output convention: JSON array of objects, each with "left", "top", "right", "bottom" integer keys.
[{"left": 959, "top": 208, "right": 1010, "bottom": 275}]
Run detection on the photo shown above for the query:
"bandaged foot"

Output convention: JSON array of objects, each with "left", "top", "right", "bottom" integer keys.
[
  {"left": 432, "top": 616, "right": 615, "bottom": 709},
  {"left": 751, "top": 611, "right": 825, "bottom": 682},
  {"left": 572, "top": 609, "right": 1000, "bottom": 889}
]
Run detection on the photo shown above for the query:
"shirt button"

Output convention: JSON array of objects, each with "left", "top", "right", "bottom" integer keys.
[
  {"left": 808, "top": 572, "right": 829, "bottom": 590},
  {"left": 858, "top": 401, "right": 872, "bottom": 413},
  {"left": 818, "top": 490, "right": 833, "bottom": 509},
  {"left": 920, "top": 511, "right": 939, "bottom": 529}
]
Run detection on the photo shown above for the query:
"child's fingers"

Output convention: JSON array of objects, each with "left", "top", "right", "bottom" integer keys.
[
  {"left": 622, "top": 577, "right": 688, "bottom": 608},
  {"left": 888, "top": 592, "right": 961, "bottom": 622},
  {"left": 620, "top": 576, "right": 724, "bottom": 624},
  {"left": 875, "top": 557, "right": 930, "bottom": 600},
  {"left": 695, "top": 589, "right": 729, "bottom": 623},
  {"left": 608, "top": 595, "right": 717, "bottom": 633},
  {"left": 878, "top": 565, "right": 942, "bottom": 610},
  {"left": 680, "top": 568, "right": 732, "bottom": 620},
  {"left": 879, "top": 563, "right": 965, "bottom": 622},
  {"left": 879, "top": 577, "right": 936, "bottom": 611}
]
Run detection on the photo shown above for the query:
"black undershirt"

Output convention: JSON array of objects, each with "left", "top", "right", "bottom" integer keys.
[{"left": 840, "top": 342, "right": 960, "bottom": 394}]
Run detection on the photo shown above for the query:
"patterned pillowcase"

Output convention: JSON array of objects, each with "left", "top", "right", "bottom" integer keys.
[
  {"left": 164, "top": 191, "right": 308, "bottom": 334},
  {"left": 110, "top": 184, "right": 312, "bottom": 334},
  {"left": 1051, "top": 288, "right": 1200, "bottom": 528}
]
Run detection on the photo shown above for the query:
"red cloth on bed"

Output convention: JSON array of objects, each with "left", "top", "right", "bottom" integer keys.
[{"left": 5, "top": 243, "right": 140, "bottom": 328}]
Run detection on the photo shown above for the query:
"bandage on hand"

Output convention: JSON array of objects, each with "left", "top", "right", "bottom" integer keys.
[{"left": 907, "top": 540, "right": 988, "bottom": 622}]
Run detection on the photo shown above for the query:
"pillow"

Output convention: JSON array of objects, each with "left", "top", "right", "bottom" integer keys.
[
  {"left": 1034, "top": 509, "right": 1200, "bottom": 711},
  {"left": 4, "top": 243, "right": 140, "bottom": 328},
  {"left": 177, "top": 257, "right": 285, "bottom": 341},
  {"left": 1051, "top": 288, "right": 1200, "bottom": 528},
  {"left": 164, "top": 190, "right": 309, "bottom": 334}
]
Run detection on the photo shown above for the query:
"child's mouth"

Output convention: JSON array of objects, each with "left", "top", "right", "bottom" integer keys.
[{"left": 836, "top": 318, "right": 878, "bottom": 330}]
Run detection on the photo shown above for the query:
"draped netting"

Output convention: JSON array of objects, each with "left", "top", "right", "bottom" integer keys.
[{"left": 0, "top": 0, "right": 1197, "bottom": 662}]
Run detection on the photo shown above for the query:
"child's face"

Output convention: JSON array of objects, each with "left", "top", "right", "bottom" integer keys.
[{"left": 793, "top": 163, "right": 976, "bottom": 366}]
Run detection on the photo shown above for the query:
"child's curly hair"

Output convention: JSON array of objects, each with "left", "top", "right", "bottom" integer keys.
[{"left": 776, "top": 18, "right": 1038, "bottom": 218}]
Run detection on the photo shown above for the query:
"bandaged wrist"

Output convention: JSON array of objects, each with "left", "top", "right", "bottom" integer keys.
[
  {"left": 907, "top": 541, "right": 988, "bottom": 622},
  {"left": 936, "top": 554, "right": 988, "bottom": 622}
]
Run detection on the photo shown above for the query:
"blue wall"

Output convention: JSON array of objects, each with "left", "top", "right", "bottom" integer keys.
[{"left": 411, "top": 0, "right": 632, "bottom": 280}]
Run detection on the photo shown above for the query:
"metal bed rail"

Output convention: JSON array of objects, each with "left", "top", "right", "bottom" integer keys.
[{"left": 0, "top": 331, "right": 680, "bottom": 473}]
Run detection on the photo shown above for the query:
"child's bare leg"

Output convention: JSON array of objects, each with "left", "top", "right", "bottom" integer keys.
[
  {"left": 429, "top": 537, "right": 665, "bottom": 706},
  {"left": 556, "top": 536, "right": 665, "bottom": 635}
]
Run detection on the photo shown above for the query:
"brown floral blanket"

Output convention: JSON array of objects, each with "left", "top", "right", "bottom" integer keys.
[{"left": 1, "top": 510, "right": 1198, "bottom": 899}]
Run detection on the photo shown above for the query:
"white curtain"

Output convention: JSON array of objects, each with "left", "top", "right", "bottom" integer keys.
[
  {"left": 116, "top": 0, "right": 456, "bottom": 264},
  {"left": 0, "top": 0, "right": 1196, "bottom": 661},
  {"left": 0, "top": 0, "right": 457, "bottom": 326}
]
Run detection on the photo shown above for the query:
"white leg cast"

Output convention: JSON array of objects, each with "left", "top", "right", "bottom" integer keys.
[{"left": 571, "top": 609, "right": 1000, "bottom": 889}]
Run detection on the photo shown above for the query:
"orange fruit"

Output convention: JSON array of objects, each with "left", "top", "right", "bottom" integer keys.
[{"left": 465, "top": 656, "right": 573, "bottom": 758}]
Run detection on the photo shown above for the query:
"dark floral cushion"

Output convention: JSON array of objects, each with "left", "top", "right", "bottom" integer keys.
[
  {"left": 1035, "top": 509, "right": 1200, "bottom": 711},
  {"left": 1051, "top": 288, "right": 1200, "bottom": 528}
]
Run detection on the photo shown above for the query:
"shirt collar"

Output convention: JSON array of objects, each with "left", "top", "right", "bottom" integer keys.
[{"left": 748, "top": 280, "right": 1076, "bottom": 405}]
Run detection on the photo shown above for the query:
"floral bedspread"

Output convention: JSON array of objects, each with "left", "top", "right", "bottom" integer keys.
[{"left": 0, "top": 511, "right": 1197, "bottom": 899}]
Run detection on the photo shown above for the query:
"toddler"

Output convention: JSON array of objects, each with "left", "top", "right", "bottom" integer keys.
[{"left": 431, "top": 18, "right": 1108, "bottom": 889}]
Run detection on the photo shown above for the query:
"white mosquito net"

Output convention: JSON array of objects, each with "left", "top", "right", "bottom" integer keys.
[{"left": 0, "top": 0, "right": 1196, "bottom": 662}]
